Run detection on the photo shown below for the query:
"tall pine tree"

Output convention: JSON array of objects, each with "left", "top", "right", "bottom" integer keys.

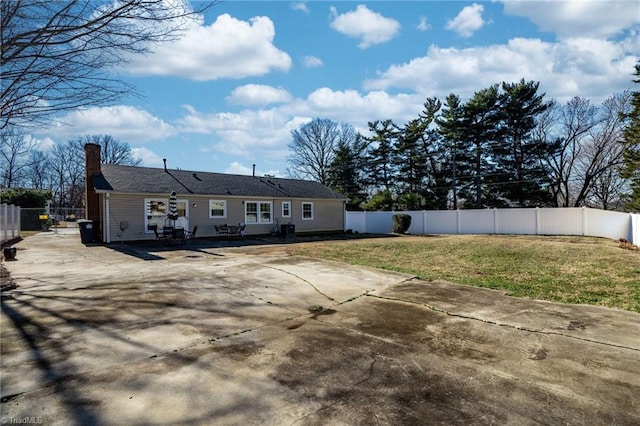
[
  {"left": 435, "top": 94, "right": 467, "bottom": 209},
  {"left": 327, "top": 135, "right": 368, "bottom": 210},
  {"left": 395, "top": 118, "right": 429, "bottom": 208},
  {"left": 461, "top": 85, "right": 504, "bottom": 208},
  {"left": 621, "top": 63, "right": 640, "bottom": 211},
  {"left": 363, "top": 120, "right": 398, "bottom": 210},
  {"left": 493, "top": 80, "right": 556, "bottom": 207}
]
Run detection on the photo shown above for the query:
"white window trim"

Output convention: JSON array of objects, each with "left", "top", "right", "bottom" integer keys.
[
  {"left": 144, "top": 197, "right": 168, "bottom": 233},
  {"left": 282, "top": 201, "right": 291, "bottom": 218},
  {"left": 302, "top": 202, "right": 314, "bottom": 220},
  {"left": 245, "top": 201, "right": 273, "bottom": 224},
  {"left": 209, "top": 199, "right": 227, "bottom": 219}
]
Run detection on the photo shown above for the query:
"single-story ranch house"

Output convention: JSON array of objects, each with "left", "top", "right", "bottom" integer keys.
[{"left": 84, "top": 143, "right": 348, "bottom": 243}]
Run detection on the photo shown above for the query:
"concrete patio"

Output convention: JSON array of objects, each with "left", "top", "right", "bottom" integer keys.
[{"left": 1, "top": 231, "right": 639, "bottom": 425}]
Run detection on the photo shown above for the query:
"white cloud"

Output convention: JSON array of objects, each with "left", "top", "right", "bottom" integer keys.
[
  {"left": 364, "top": 35, "right": 639, "bottom": 103},
  {"left": 227, "top": 84, "right": 292, "bottom": 106},
  {"left": 302, "top": 55, "right": 324, "bottom": 68},
  {"left": 41, "top": 106, "right": 175, "bottom": 142},
  {"left": 177, "top": 88, "right": 423, "bottom": 165},
  {"left": 299, "top": 88, "right": 420, "bottom": 126},
  {"left": 225, "top": 161, "right": 253, "bottom": 175},
  {"left": 417, "top": 17, "right": 431, "bottom": 32},
  {"left": 177, "top": 108, "right": 293, "bottom": 160},
  {"left": 30, "top": 136, "right": 55, "bottom": 151},
  {"left": 291, "top": 2, "right": 310, "bottom": 14},
  {"left": 123, "top": 14, "right": 292, "bottom": 80},
  {"left": 131, "top": 147, "right": 163, "bottom": 166},
  {"left": 224, "top": 161, "right": 282, "bottom": 177},
  {"left": 446, "top": 3, "right": 485, "bottom": 38},
  {"left": 330, "top": 5, "right": 401, "bottom": 49},
  {"left": 502, "top": 0, "right": 640, "bottom": 39}
]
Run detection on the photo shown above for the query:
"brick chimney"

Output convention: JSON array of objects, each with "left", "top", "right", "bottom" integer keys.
[{"left": 84, "top": 143, "right": 102, "bottom": 241}]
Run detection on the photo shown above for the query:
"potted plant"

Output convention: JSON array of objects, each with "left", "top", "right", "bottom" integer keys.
[{"left": 3, "top": 247, "right": 17, "bottom": 261}]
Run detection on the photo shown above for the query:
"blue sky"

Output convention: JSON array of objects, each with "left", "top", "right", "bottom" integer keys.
[{"left": 35, "top": 0, "right": 640, "bottom": 177}]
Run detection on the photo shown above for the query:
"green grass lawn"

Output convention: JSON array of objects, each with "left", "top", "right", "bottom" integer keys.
[{"left": 287, "top": 235, "right": 640, "bottom": 313}]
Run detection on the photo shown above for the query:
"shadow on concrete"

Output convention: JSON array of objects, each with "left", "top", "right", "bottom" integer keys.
[
  {"left": 105, "top": 233, "right": 398, "bottom": 261},
  {"left": 106, "top": 243, "right": 166, "bottom": 261},
  {"left": 0, "top": 298, "right": 103, "bottom": 424},
  {"left": 0, "top": 277, "right": 279, "bottom": 423}
]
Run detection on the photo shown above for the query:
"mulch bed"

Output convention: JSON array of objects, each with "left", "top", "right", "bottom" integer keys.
[{"left": 1, "top": 263, "right": 18, "bottom": 293}]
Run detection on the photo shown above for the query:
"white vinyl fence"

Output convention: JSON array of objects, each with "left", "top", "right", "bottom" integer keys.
[
  {"left": 346, "top": 207, "right": 640, "bottom": 246},
  {"left": 1, "top": 203, "right": 21, "bottom": 245}
]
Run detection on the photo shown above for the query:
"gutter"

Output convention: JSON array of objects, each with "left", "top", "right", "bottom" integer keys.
[{"left": 105, "top": 193, "right": 111, "bottom": 243}]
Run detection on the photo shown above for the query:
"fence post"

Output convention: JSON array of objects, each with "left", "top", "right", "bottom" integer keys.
[
  {"left": 1, "top": 204, "right": 5, "bottom": 243},
  {"left": 493, "top": 208, "right": 498, "bottom": 234},
  {"left": 535, "top": 207, "right": 540, "bottom": 235},
  {"left": 10, "top": 204, "right": 15, "bottom": 239},
  {"left": 582, "top": 206, "right": 586, "bottom": 236},
  {"left": 456, "top": 210, "right": 461, "bottom": 234}
]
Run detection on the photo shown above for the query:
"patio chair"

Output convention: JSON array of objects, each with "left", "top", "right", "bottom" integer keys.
[
  {"left": 151, "top": 226, "right": 162, "bottom": 241},
  {"left": 155, "top": 225, "right": 172, "bottom": 243},
  {"left": 219, "top": 224, "right": 230, "bottom": 237},
  {"left": 185, "top": 226, "right": 198, "bottom": 240},
  {"left": 237, "top": 223, "right": 246, "bottom": 237},
  {"left": 172, "top": 228, "right": 186, "bottom": 245}
]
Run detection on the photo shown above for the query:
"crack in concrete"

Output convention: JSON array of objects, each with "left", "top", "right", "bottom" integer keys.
[
  {"left": 367, "top": 294, "right": 640, "bottom": 353},
  {"left": 156, "top": 290, "right": 378, "bottom": 358},
  {"left": 237, "top": 288, "right": 300, "bottom": 315},
  {"left": 260, "top": 264, "right": 336, "bottom": 302}
]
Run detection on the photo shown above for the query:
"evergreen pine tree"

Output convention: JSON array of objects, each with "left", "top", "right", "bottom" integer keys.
[{"left": 621, "top": 63, "right": 640, "bottom": 211}]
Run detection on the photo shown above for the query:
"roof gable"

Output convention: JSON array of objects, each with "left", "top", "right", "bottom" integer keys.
[{"left": 93, "top": 164, "right": 347, "bottom": 200}]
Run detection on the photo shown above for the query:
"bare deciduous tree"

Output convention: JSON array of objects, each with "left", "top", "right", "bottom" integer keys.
[
  {"left": 49, "top": 142, "right": 85, "bottom": 208},
  {"left": 0, "top": 127, "right": 38, "bottom": 187},
  {"left": 541, "top": 94, "right": 630, "bottom": 208},
  {"left": 26, "top": 150, "right": 50, "bottom": 190},
  {"left": 70, "top": 134, "right": 142, "bottom": 166},
  {"left": 288, "top": 118, "right": 357, "bottom": 185},
  {"left": 1, "top": 0, "right": 214, "bottom": 129},
  {"left": 46, "top": 135, "right": 142, "bottom": 207},
  {"left": 574, "top": 93, "right": 630, "bottom": 209}
]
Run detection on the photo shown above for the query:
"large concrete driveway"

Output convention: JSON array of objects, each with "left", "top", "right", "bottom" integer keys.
[{"left": 1, "top": 231, "right": 639, "bottom": 425}]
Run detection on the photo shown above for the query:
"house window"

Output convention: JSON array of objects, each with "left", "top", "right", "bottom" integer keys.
[
  {"left": 245, "top": 201, "right": 272, "bottom": 224},
  {"left": 282, "top": 201, "right": 291, "bottom": 218},
  {"left": 260, "top": 202, "right": 271, "bottom": 222},
  {"left": 209, "top": 200, "right": 227, "bottom": 218},
  {"left": 302, "top": 202, "right": 314, "bottom": 220},
  {"left": 145, "top": 198, "right": 167, "bottom": 232}
]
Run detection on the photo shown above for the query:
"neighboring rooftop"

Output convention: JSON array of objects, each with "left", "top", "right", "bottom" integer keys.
[{"left": 92, "top": 164, "right": 347, "bottom": 200}]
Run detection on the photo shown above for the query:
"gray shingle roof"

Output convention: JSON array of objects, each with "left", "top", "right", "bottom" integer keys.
[{"left": 93, "top": 164, "right": 347, "bottom": 200}]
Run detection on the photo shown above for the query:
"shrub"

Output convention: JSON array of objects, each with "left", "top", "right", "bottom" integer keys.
[
  {"left": 392, "top": 214, "right": 411, "bottom": 234},
  {"left": 363, "top": 190, "right": 393, "bottom": 211},
  {"left": 0, "top": 188, "right": 51, "bottom": 208}
]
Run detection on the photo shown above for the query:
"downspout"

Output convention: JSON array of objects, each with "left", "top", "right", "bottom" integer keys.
[
  {"left": 343, "top": 200, "right": 347, "bottom": 232},
  {"left": 105, "top": 193, "right": 111, "bottom": 243}
]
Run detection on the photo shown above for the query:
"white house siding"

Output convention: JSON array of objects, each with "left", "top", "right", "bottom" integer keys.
[
  {"left": 102, "top": 193, "right": 345, "bottom": 242},
  {"left": 288, "top": 199, "right": 345, "bottom": 233},
  {"left": 105, "top": 193, "right": 151, "bottom": 242}
]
